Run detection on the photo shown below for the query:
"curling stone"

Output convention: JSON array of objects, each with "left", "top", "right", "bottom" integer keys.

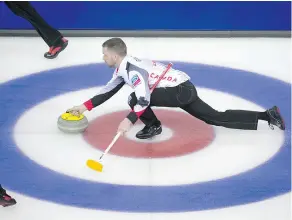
[{"left": 57, "top": 112, "right": 89, "bottom": 133}]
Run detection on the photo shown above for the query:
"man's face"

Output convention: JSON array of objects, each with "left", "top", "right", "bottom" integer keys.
[{"left": 102, "top": 47, "right": 116, "bottom": 68}]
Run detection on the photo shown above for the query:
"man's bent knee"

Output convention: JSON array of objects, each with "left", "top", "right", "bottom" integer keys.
[{"left": 128, "top": 92, "right": 137, "bottom": 109}]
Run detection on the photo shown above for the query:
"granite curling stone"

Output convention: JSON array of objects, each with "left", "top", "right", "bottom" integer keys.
[{"left": 57, "top": 112, "right": 89, "bottom": 133}]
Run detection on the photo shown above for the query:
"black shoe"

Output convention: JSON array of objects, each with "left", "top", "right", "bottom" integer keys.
[
  {"left": 44, "top": 38, "right": 68, "bottom": 59},
  {"left": 0, "top": 186, "right": 16, "bottom": 207},
  {"left": 136, "top": 122, "right": 162, "bottom": 139},
  {"left": 267, "top": 106, "right": 285, "bottom": 130}
]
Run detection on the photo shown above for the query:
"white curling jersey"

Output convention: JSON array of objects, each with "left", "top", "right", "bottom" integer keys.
[
  {"left": 108, "top": 55, "right": 190, "bottom": 90},
  {"left": 89, "top": 55, "right": 191, "bottom": 120}
]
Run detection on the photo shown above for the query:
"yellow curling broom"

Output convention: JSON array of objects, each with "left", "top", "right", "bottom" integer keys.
[
  {"left": 86, "top": 62, "right": 173, "bottom": 172},
  {"left": 86, "top": 131, "right": 122, "bottom": 172}
]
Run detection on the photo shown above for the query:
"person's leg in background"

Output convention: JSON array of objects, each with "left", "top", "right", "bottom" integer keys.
[
  {"left": 0, "top": 1, "right": 69, "bottom": 208},
  {"left": 0, "top": 184, "right": 16, "bottom": 207},
  {"left": 4, "top": 1, "right": 68, "bottom": 59}
]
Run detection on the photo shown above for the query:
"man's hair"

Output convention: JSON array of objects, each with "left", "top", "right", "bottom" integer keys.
[{"left": 102, "top": 37, "right": 127, "bottom": 56}]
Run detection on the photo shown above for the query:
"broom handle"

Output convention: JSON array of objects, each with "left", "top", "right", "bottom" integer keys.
[
  {"left": 100, "top": 62, "right": 173, "bottom": 159},
  {"left": 99, "top": 132, "right": 122, "bottom": 160},
  {"left": 104, "top": 132, "right": 122, "bottom": 154}
]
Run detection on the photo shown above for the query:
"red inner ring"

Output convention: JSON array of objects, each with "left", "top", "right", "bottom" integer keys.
[{"left": 83, "top": 109, "right": 215, "bottom": 158}]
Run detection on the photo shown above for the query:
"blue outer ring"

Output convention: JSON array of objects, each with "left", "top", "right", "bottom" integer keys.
[{"left": 0, "top": 62, "right": 290, "bottom": 212}]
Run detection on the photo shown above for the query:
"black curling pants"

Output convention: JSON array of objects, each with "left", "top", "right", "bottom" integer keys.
[
  {"left": 4, "top": 1, "right": 63, "bottom": 47},
  {"left": 128, "top": 80, "right": 260, "bottom": 130}
]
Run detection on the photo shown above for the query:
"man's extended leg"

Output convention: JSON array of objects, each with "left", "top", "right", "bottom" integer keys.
[
  {"left": 160, "top": 80, "right": 285, "bottom": 131},
  {"left": 181, "top": 94, "right": 285, "bottom": 130},
  {"left": 128, "top": 80, "right": 285, "bottom": 139}
]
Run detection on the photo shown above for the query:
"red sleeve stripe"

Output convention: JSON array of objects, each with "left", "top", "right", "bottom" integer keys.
[
  {"left": 135, "top": 109, "right": 145, "bottom": 117},
  {"left": 83, "top": 100, "right": 94, "bottom": 111}
]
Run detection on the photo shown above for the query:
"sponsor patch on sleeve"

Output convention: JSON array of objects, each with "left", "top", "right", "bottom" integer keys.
[{"left": 131, "top": 74, "right": 141, "bottom": 87}]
